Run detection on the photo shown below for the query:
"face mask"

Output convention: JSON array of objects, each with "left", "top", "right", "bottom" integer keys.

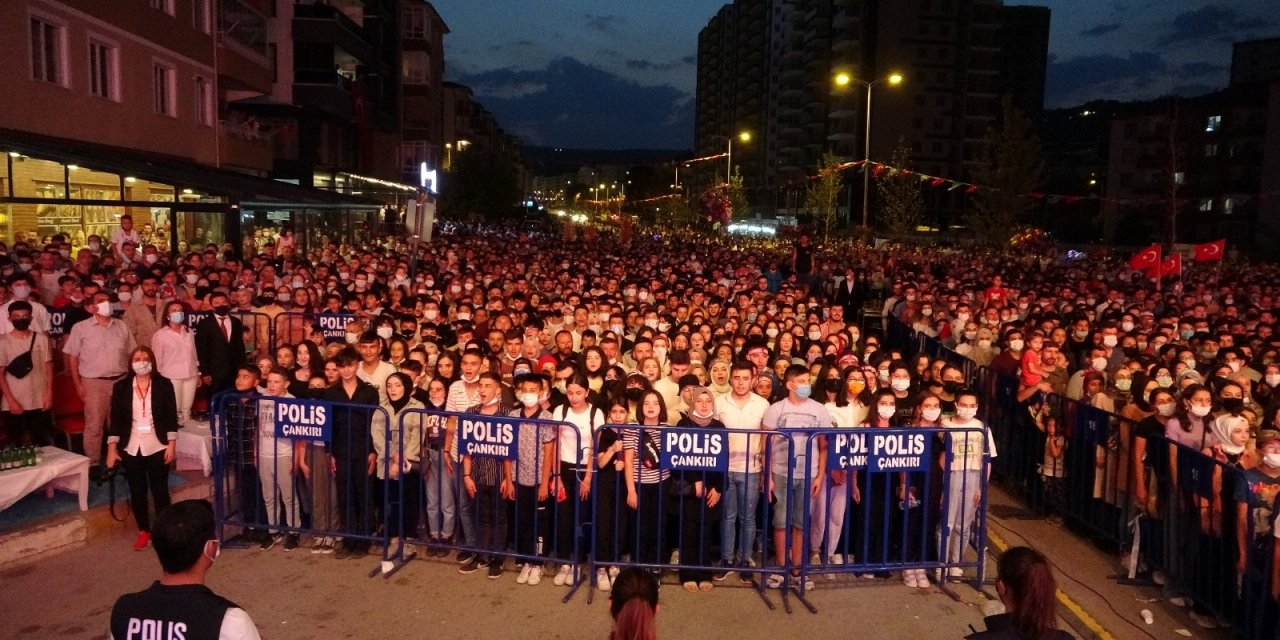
[
  {"left": 794, "top": 384, "right": 811, "bottom": 399},
  {"left": 808, "top": 331, "right": 822, "bottom": 341},
  {"left": 1092, "top": 357, "right": 1107, "bottom": 372},
  {"left": 456, "top": 312, "right": 471, "bottom": 322},
  {"left": 955, "top": 313, "right": 969, "bottom": 324},
  {"left": 878, "top": 369, "right": 890, "bottom": 382},
  {"left": 955, "top": 407, "right": 978, "bottom": 421},
  {"left": 1102, "top": 335, "right": 1118, "bottom": 348},
  {"left": 10, "top": 285, "right": 30, "bottom": 300},
  {"left": 1266, "top": 374, "right": 1280, "bottom": 387},
  {"left": 1221, "top": 398, "right": 1244, "bottom": 413},
  {"left": 1181, "top": 329, "right": 1195, "bottom": 340},
  {"left": 875, "top": 404, "right": 896, "bottom": 419},
  {"left": 1115, "top": 379, "right": 1132, "bottom": 391},
  {"left": 654, "top": 347, "right": 668, "bottom": 361},
  {"left": 213, "top": 304, "right": 231, "bottom": 316},
  {"left": 184, "top": 274, "right": 198, "bottom": 285},
  {"left": 145, "top": 254, "right": 158, "bottom": 264},
  {"left": 658, "top": 322, "right": 671, "bottom": 332},
  {"left": 921, "top": 308, "right": 933, "bottom": 317},
  {"left": 847, "top": 380, "right": 865, "bottom": 395},
  {"left": 1228, "top": 361, "right": 1241, "bottom": 372},
  {"left": 1203, "top": 349, "right": 1219, "bottom": 359},
  {"left": 1265, "top": 452, "right": 1280, "bottom": 468},
  {"left": 89, "top": 241, "right": 101, "bottom": 252},
  {"left": 610, "top": 323, "right": 625, "bottom": 335},
  {"left": 890, "top": 379, "right": 911, "bottom": 392},
  {"left": 1074, "top": 329, "right": 1089, "bottom": 339},
  {"left": 922, "top": 407, "right": 942, "bottom": 422},
  {"left": 1009, "top": 339, "right": 1024, "bottom": 351},
  {"left": 58, "top": 249, "right": 70, "bottom": 259},
  {"left": 96, "top": 301, "right": 112, "bottom": 317},
  {"left": 1182, "top": 358, "right": 1197, "bottom": 370},
  {"left": 1121, "top": 322, "right": 1134, "bottom": 332},
  {"left": 765, "top": 328, "right": 779, "bottom": 338},
  {"left": 518, "top": 392, "right": 540, "bottom": 408},
  {"left": 132, "top": 361, "right": 152, "bottom": 375},
  {"left": 963, "top": 331, "right": 977, "bottom": 340},
  {"left": 978, "top": 339, "right": 992, "bottom": 349},
  {"left": 11, "top": 318, "right": 31, "bottom": 331},
  {"left": 1190, "top": 405, "right": 1211, "bottom": 417},
  {"left": 376, "top": 327, "right": 394, "bottom": 339},
  {"left": 118, "top": 292, "right": 133, "bottom": 302},
  {"left": 1156, "top": 401, "right": 1176, "bottom": 417},
  {"left": 345, "top": 332, "right": 359, "bottom": 344},
  {"left": 168, "top": 311, "right": 185, "bottom": 324},
  {"left": 514, "top": 367, "right": 531, "bottom": 377},
  {"left": 554, "top": 380, "right": 567, "bottom": 393}
]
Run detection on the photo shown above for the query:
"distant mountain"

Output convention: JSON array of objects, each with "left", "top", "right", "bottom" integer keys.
[{"left": 523, "top": 146, "right": 690, "bottom": 174}]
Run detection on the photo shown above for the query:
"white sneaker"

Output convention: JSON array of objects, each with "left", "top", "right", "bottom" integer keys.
[
  {"left": 947, "top": 567, "right": 965, "bottom": 578},
  {"left": 596, "top": 568, "right": 612, "bottom": 592},
  {"left": 809, "top": 552, "right": 821, "bottom": 565},
  {"left": 825, "top": 554, "right": 842, "bottom": 580},
  {"left": 553, "top": 564, "right": 572, "bottom": 586},
  {"left": 766, "top": 573, "right": 786, "bottom": 589},
  {"left": 914, "top": 569, "right": 930, "bottom": 587},
  {"left": 527, "top": 566, "right": 543, "bottom": 586},
  {"left": 516, "top": 564, "right": 532, "bottom": 584}
]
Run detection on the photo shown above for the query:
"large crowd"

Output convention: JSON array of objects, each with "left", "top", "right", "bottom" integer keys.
[{"left": 5, "top": 215, "right": 1280, "bottom": 631}]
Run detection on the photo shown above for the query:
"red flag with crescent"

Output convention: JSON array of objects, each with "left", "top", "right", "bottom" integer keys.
[
  {"left": 1159, "top": 253, "right": 1181, "bottom": 277},
  {"left": 1194, "top": 239, "right": 1225, "bottom": 262},
  {"left": 1129, "top": 244, "right": 1161, "bottom": 271}
]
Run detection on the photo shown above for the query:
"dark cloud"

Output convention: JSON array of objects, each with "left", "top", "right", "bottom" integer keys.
[
  {"left": 1180, "top": 61, "right": 1226, "bottom": 76},
  {"left": 681, "top": 55, "right": 696, "bottom": 65},
  {"left": 625, "top": 59, "right": 681, "bottom": 71},
  {"left": 454, "top": 57, "right": 692, "bottom": 149},
  {"left": 1079, "top": 23, "right": 1121, "bottom": 37},
  {"left": 1170, "top": 82, "right": 1218, "bottom": 96},
  {"left": 584, "top": 13, "right": 622, "bottom": 34},
  {"left": 1045, "top": 51, "right": 1167, "bottom": 106},
  {"left": 1158, "top": 4, "right": 1269, "bottom": 45}
]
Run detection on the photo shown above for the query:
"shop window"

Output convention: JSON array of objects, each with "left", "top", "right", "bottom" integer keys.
[
  {"left": 0, "top": 205, "right": 13, "bottom": 244},
  {"left": 30, "top": 16, "right": 66, "bottom": 86},
  {"left": 68, "top": 165, "right": 121, "bottom": 199},
  {"left": 10, "top": 155, "right": 67, "bottom": 198},
  {"left": 88, "top": 39, "right": 119, "bottom": 101},
  {"left": 0, "top": 154, "right": 9, "bottom": 198}
]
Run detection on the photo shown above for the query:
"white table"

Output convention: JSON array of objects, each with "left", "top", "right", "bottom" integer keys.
[
  {"left": 0, "top": 446, "right": 91, "bottom": 512},
  {"left": 176, "top": 420, "right": 213, "bottom": 476}
]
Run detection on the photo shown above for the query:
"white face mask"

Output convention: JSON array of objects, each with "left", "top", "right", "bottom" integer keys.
[
  {"left": 877, "top": 404, "right": 896, "bottom": 419},
  {"left": 1266, "top": 374, "right": 1280, "bottom": 387},
  {"left": 1156, "top": 402, "right": 1176, "bottom": 417},
  {"left": 376, "top": 327, "right": 394, "bottom": 339},
  {"left": 1265, "top": 452, "right": 1280, "bottom": 469},
  {"left": 1190, "top": 405, "right": 1211, "bottom": 417},
  {"left": 1102, "top": 335, "right": 1118, "bottom": 348},
  {"left": 96, "top": 301, "right": 113, "bottom": 317},
  {"left": 921, "top": 407, "right": 942, "bottom": 422},
  {"left": 10, "top": 284, "right": 30, "bottom": 300},
  {"left": 1091, "top": 357, "right": 1107, "bottom": 372},
  {"left": 118, "top": 292, "right": 133, "bottom": 302},
  {"left": 345, "top": 332, "right": 359, "bottom": 344},
  {"left": 456, "top": 312, "right": 471, "bottom": 322},
  {"left": 1009, "top": 339, "right": 1024, "bottom": 352},
  {"left": 424, "top": 309, "right": 439, "bottom": 321},
  {"left": 808, "top": 331, "right": 822, "bottom": 341},
  {"left": 518, "top": 392, "right": 540, "bottom": 408},
  {"left": 131, "top": 361, "right": 152, "bottom": 375},
  {"left": 890, "top": 379, "right": 911, "bottom": 391},
  {"left": 955, "top": 407, "right": 978, "bottom": 421},
  {"left": 765, "top": 328, "right": 779, "bottom": 338}
]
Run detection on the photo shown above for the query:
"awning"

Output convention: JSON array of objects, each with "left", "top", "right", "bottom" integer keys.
[{"left": 0, "top": 128, "right": 380, "bottom": 206}]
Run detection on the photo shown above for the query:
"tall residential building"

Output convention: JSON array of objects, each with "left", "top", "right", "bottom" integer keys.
[
  {"left": 694, "top": 0, "right": 1049, "bottom": 222},
  {"left": 399, "top": 1, "right": 448, "bottom": 187}
]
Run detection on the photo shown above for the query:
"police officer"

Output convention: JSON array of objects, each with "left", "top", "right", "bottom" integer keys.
[{"left": 110, "top": 500, "right": 261, "bottom": 640}]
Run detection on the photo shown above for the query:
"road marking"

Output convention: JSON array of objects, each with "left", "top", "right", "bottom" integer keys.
[{"left": 987, "top": 528, "right": 1117, "bottom": 640}]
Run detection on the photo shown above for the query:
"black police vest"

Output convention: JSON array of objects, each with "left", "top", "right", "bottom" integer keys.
[{"left": 110, "top": 582, "right": 238, "bottom": 640}]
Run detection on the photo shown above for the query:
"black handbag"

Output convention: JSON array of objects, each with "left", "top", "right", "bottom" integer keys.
[{"left": 4, "top": 333, "right": 36, "bottom": 379}]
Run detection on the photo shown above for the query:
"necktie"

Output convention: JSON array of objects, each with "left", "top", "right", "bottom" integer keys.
[{"left": 220, "top": 318, "right": 229, "bottom": 342}]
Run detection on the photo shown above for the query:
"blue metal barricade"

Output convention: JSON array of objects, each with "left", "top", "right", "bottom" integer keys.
[
  {"left": 272, "top": 311, "right": 360, "bottom": 352},
  {"left": 210, "top": 391, "right": 392, "bottom": 576}
]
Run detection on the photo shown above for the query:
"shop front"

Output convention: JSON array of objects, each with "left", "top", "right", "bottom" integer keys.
[{"left": 0, "top": 129, "right": 387, "bottom": 256}]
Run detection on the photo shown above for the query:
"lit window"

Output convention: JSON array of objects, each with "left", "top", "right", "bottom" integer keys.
[
  {"left": 1198, "top": 199, "right": 1212, "bottom": 212},
  {"left": 29, "top": 17, "right": 65, "bottom": 86},
  {"left": 1205, "top": 143, "right": 1218, "bottom": 157},
  {"left": 1223, "top": 198, "right": 1234, "bottom": 214},
  {"left": 88, "top": 39, "right": 118, "bottom": 100},
  {"left": 1205, "top": 115, "right": 1221, "bottom": 132},
  {"left": 1174, "top": 171, "right": 1185, "bottom": 185},
  {"left": 402, "top": 51, "right": 429, "bottom": 84},
  {"left": 153, "top": 61, "right": 176, "bottom": 117}
]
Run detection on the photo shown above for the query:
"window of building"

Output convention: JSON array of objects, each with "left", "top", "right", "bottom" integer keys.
[
  {"left": 1223, "top": 198, "right": 1235, "bottom": 214},
  {"left": 88, "top": 39, "right": 119, "bottom": 101},
  {"left": 1205, "top": 143, "right": 1218, "bottom": 158},
  {"left": 402, "top": 51, "right": 429, "bottom": 85},
  {"left": 194, "top": 76, "right": 213, "bottom": 126},
  {"left": 1205, "top": 115, "right": 1221, "bottom": 132},
  {"left": 1198, "top": 198, "right": 1212, "bottom": 212},
  {"left": 29, "top": 16, "right": 66, "bottom": 86},
  {"left": 400, "top": 141, "right": 428, "bottom": 172},
  {"left": 192, "top": 0, "right": 212, "bottom": 33},
  {"left": 404, "top": 6, "right": 428, "bottom": 39},
  {"left": 151, "top": 0, "right": 175, "bottom": 15},
  {"left": 1174, "top": 171, "right": 1185, "bottom": 185},
  {"left": 153, "top": 61, "right": 176, "bottom": 117}
]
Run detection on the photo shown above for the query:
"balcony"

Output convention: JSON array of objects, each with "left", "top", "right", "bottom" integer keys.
[
  {"left": 293, "top": 3, "right": 375, "bottom": 63},
  {"left": 292, "top": 69, "right": 354, "bottom": 119}
]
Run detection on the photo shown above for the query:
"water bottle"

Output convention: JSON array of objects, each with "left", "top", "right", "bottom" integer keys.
[{"left": 26, "top": 445, "right": 37, "bottom": 467}]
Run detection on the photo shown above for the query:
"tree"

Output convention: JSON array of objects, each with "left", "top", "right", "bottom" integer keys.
[
  {"left": 805, "top": 152, "right": 843, "bottom": 240},
  {"left": 726, "top": 167, "right": 748, "bottom": 220},
  {"left": 968, "top": 97, "right": 1044, "bottom": 245},
  {"left": 438, "top": 150, "right": 520, "bottom": 221},
  {"left": 877, "top": 138, "right": 924, "bottom": 235}
]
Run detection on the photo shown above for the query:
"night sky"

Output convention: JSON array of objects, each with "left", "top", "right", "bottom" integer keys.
[{"left": 434, "top": 0, "right": 1278, "bottom": 150}]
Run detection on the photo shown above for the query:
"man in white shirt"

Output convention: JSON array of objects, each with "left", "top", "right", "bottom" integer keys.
[
  {"left": 652, "top": 350, "right": 690, "bottom": 426},
  {"left": 355, "top": 331, "right": 397, "bottom": 404},
  {"left": 0, "top": 273, "right": 52, "bottom": 334},
  {"left": 942, "top": 389, "right": 996, "bottom": 578},
  {"left": 714, "top": 360, "right": 770, "bottom": 582},
  {"left": 110, "top": 214, "right": 142, "bottom": 262}
]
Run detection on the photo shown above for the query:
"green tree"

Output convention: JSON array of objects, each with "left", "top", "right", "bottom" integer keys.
[
  {"left": 968, "top": 97, "right": 1044, "bottom": 245},
  {"left": 877, "top": 138, "right": 924, "bottom": 235},
  {"left": 438, "top": 150, "right": 520, "bottom": 221},
  {"left": 727, "top": 167, "right": 748, "bottom": 220},
  {"left": 805, "top": 152, "right": 843, "bottom": 240}
]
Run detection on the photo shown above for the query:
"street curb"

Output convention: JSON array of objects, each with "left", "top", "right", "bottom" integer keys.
[{"left": 987, "top": 529, "right": 1116, "bottom": 640}]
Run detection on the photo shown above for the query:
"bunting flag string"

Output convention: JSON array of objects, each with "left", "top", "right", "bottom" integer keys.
[{"left": 682, "top": 152, "right": 729, "bottom": 166}]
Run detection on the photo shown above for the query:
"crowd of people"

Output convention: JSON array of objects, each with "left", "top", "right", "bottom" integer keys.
[{"left": 5, "top": 214, "right": 1280, "bottom": 634}]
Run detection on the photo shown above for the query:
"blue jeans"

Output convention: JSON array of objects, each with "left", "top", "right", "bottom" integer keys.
[
  {"left": 721, "top": 471, "right": 760, "bottom": 564},
  {"left": 424, "top": 449, "right": 455, "bottom": 539}
]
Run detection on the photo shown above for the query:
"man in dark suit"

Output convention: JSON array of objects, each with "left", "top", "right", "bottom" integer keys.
[
  {"left": 195, "top": 291, "right": 246, "bottom": 394},
  {"left": 833, "top": 267, "right": 866, "bottom": 322}
]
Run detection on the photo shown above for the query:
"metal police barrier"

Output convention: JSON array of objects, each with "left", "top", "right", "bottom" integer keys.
[
  {"left": 222, "top": 310, "right": 276, "bottom": 357},
  {"left": 593, "top": 425, "right": 796, "bottom": 611},
  {"left": 272, "top": 311, "right": 359, "bottom": 352},
  {"left": 384, "top": 407, "right": 590, "bottom": 601},
  {"left": 801, "top": 427, "right": 990, "bottom": 600},
  {"left": 210, "top": 391, "right": 393, "bottom": 577}
]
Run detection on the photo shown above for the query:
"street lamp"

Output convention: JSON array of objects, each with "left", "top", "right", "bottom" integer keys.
[
  {"left": 710, "top": 131, "right": 751, "bottom": 186},
  {"left": 833, "top": 71, "right": 903, "bottom": 229}
]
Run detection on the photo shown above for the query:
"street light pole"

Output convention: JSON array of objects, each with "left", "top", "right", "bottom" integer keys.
[{"left": 862, "top": 82, "right": 873, "bottom": 229}]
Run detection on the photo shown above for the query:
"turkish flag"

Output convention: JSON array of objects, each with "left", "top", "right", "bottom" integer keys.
[
  {"left": 1194, "top": 239, "right": 1225, "bottom": 262},
  {"left": 1129, "top": 244, "right": 1161, "bottom": 271},
  {"left": 1159, "top": 253, "right": 1182, "bottom": 277}
]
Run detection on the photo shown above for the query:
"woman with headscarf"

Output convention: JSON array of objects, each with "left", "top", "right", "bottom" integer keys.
[
  {"left": 673, "top": 387, "right": 724, "bottom": 591},
  {"left": 371, "top": 372, "right": 424, "bottom": 550}
]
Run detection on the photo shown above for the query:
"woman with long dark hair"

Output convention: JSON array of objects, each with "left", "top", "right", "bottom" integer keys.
[
  {"left": 965, "top": 546, "right": 1071, "bottom": 639},
  {"left": 609, "top": 567, "right": 659, "bottom": 640}
]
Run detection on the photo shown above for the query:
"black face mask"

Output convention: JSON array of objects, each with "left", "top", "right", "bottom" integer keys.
[
  {"left": 213, "top": 304, "right": 231, "bottom": 316},
  {"left": 625, "top": 387, "right": 644, "bottom": 402},
  {"left": 11, "top": 318, "right": 31, "bottom": 331},
  {"left": 1222, "top": 397, "right": 1245, "bottom": 413},
  {"left": 943, "top": 380, "right": 962, "bottom": 395},
  {"left": 258, "top": 296, "right": 276, "bottom": 306}
]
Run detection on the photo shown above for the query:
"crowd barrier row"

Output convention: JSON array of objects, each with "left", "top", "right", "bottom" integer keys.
[
  {"left": 886, "top": 315, "right": 1280, "bottom": 639},
  {"left": 208, "top": 392, "right": 991, "bottom": 612}
]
